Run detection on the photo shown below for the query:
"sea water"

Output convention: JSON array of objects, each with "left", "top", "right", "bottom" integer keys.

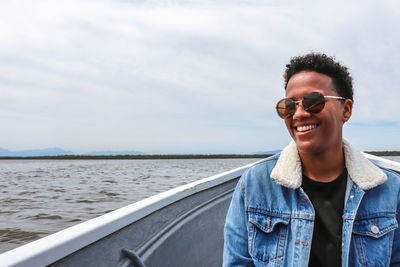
[{"left": 0, "top": 158, "right": 263, "bottom": 253}]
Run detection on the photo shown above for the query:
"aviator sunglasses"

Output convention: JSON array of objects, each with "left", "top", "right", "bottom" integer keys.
[{"left": 276, "top": 92, "right": 346, "bottom": 119}]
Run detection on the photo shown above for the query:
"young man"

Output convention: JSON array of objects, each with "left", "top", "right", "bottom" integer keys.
[{"left": 223, "top": 53, "right": 400, "bottom": 266}]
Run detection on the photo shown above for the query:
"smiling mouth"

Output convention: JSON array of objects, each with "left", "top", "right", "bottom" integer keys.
[{"left": 295, "top": 124, "right": 318, "bottom": 132}]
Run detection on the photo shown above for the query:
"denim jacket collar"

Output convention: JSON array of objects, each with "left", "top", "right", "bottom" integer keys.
[{"left": 270, "top": 139, "right": 387, "bottom": 190}]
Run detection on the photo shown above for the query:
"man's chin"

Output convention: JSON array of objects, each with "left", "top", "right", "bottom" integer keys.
[{"left": 295, "top": 141, "right": 323, "bottom": 156}]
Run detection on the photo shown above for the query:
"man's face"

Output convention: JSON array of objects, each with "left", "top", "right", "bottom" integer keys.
[{"left": 284, "top": 71, "right": 352, "bottom": 156}]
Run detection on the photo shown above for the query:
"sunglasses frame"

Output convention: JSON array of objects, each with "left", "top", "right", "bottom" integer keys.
[{"left": 276, "top": 92, "right": 346, "bottom": 119}]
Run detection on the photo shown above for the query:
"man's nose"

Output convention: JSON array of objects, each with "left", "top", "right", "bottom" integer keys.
[{"left": 292, "top": 102, "right": 311, "bottom": 120}]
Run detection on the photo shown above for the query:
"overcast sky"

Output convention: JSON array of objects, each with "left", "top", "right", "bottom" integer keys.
[{"left": 1, "top": 0, "right": 399, "bottom": 154}]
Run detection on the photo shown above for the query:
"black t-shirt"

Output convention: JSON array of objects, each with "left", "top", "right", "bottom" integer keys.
[{"left": 301, "top": 168, "right": 347, "bottom": 267}]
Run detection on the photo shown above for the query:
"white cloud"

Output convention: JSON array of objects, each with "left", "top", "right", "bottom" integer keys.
[{"left": 0, "top": 0, "right": 399, "bottom": 152}]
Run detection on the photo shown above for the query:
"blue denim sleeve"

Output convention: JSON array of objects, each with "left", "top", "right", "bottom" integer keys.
[
  {"left": 391, "top": 190, "right": 400, "bottom": 266},
  {"left": 390, "top": 171, "right": 400, "bottom": 266},
  {"left": 223, "top": 177, "right": 255, "bottom": 266}
]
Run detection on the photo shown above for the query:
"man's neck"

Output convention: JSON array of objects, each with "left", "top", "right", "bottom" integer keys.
[{"left": 299, "top": 145, "right": 345, "bottom": 183}]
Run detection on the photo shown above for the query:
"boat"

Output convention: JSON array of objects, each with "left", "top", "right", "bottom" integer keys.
[{"left": 1, "top": 154, "right": 400, "bottom": 267}]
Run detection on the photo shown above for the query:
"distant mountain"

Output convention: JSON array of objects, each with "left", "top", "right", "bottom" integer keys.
[
  {"left": 83, "top": 150, "right": 146, "bottom": 156},
  {"left": 0, "top": 147, "right": 145, "bottom": 156},
  {"left": 0, "top": 147, "right": 11, "bottom": 156},
  {"left": 0, "top": 147, "right": 74, "bottom": 156}
]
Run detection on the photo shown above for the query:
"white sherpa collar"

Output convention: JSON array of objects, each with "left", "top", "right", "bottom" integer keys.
[{"left": 270, "top": 139, "right": 387, "bottom": 190}]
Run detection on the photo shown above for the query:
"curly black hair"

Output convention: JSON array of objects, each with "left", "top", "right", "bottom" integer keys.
[{"left": 283, "top": 53, "right": 353, "bottom": 101}]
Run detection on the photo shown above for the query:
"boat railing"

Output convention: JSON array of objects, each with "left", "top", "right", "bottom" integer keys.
[{"left": 363, "top": 153, "right": 400, "bottom": 173}]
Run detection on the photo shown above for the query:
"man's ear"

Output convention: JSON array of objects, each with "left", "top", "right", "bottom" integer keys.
[{"left": 342, "top": 99, "right": 353, "bottom": 122}]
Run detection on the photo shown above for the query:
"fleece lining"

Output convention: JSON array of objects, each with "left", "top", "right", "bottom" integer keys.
[{"left": 270, "top": 139, "right": 387, "bottom": 190}]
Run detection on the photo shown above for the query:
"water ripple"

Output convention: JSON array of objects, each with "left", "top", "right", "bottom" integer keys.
[{"left": 0, "top": 158, "right": 265, "bottom": 252}]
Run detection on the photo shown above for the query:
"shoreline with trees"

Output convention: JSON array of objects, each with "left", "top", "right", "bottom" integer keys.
[{"left": 1, "top": 151, "right": 399, "bottom": 160}]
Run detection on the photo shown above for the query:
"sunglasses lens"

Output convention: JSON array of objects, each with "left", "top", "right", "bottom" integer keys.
[
  {"left": 276, "top": 98, "right": 296, "bottom": 119},
  {"left": 303, "top": 92, "right": 325, "bottom": 113},
  {"left": 276, "top": 92, "right": 327, "bottom": 119}
]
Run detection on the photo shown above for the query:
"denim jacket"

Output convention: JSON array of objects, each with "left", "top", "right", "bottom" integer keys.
[{"left": 223, "top": 140, "right": 400, "bottom": 266}]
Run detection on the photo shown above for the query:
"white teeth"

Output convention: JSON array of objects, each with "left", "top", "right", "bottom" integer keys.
[{"left": 296, "top": 124, "right": 317, "bottom": 132}]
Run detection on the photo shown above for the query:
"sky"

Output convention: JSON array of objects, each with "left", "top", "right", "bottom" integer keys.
[{"left": 1, "top": 0, "right": 399, "bottom": 154}]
